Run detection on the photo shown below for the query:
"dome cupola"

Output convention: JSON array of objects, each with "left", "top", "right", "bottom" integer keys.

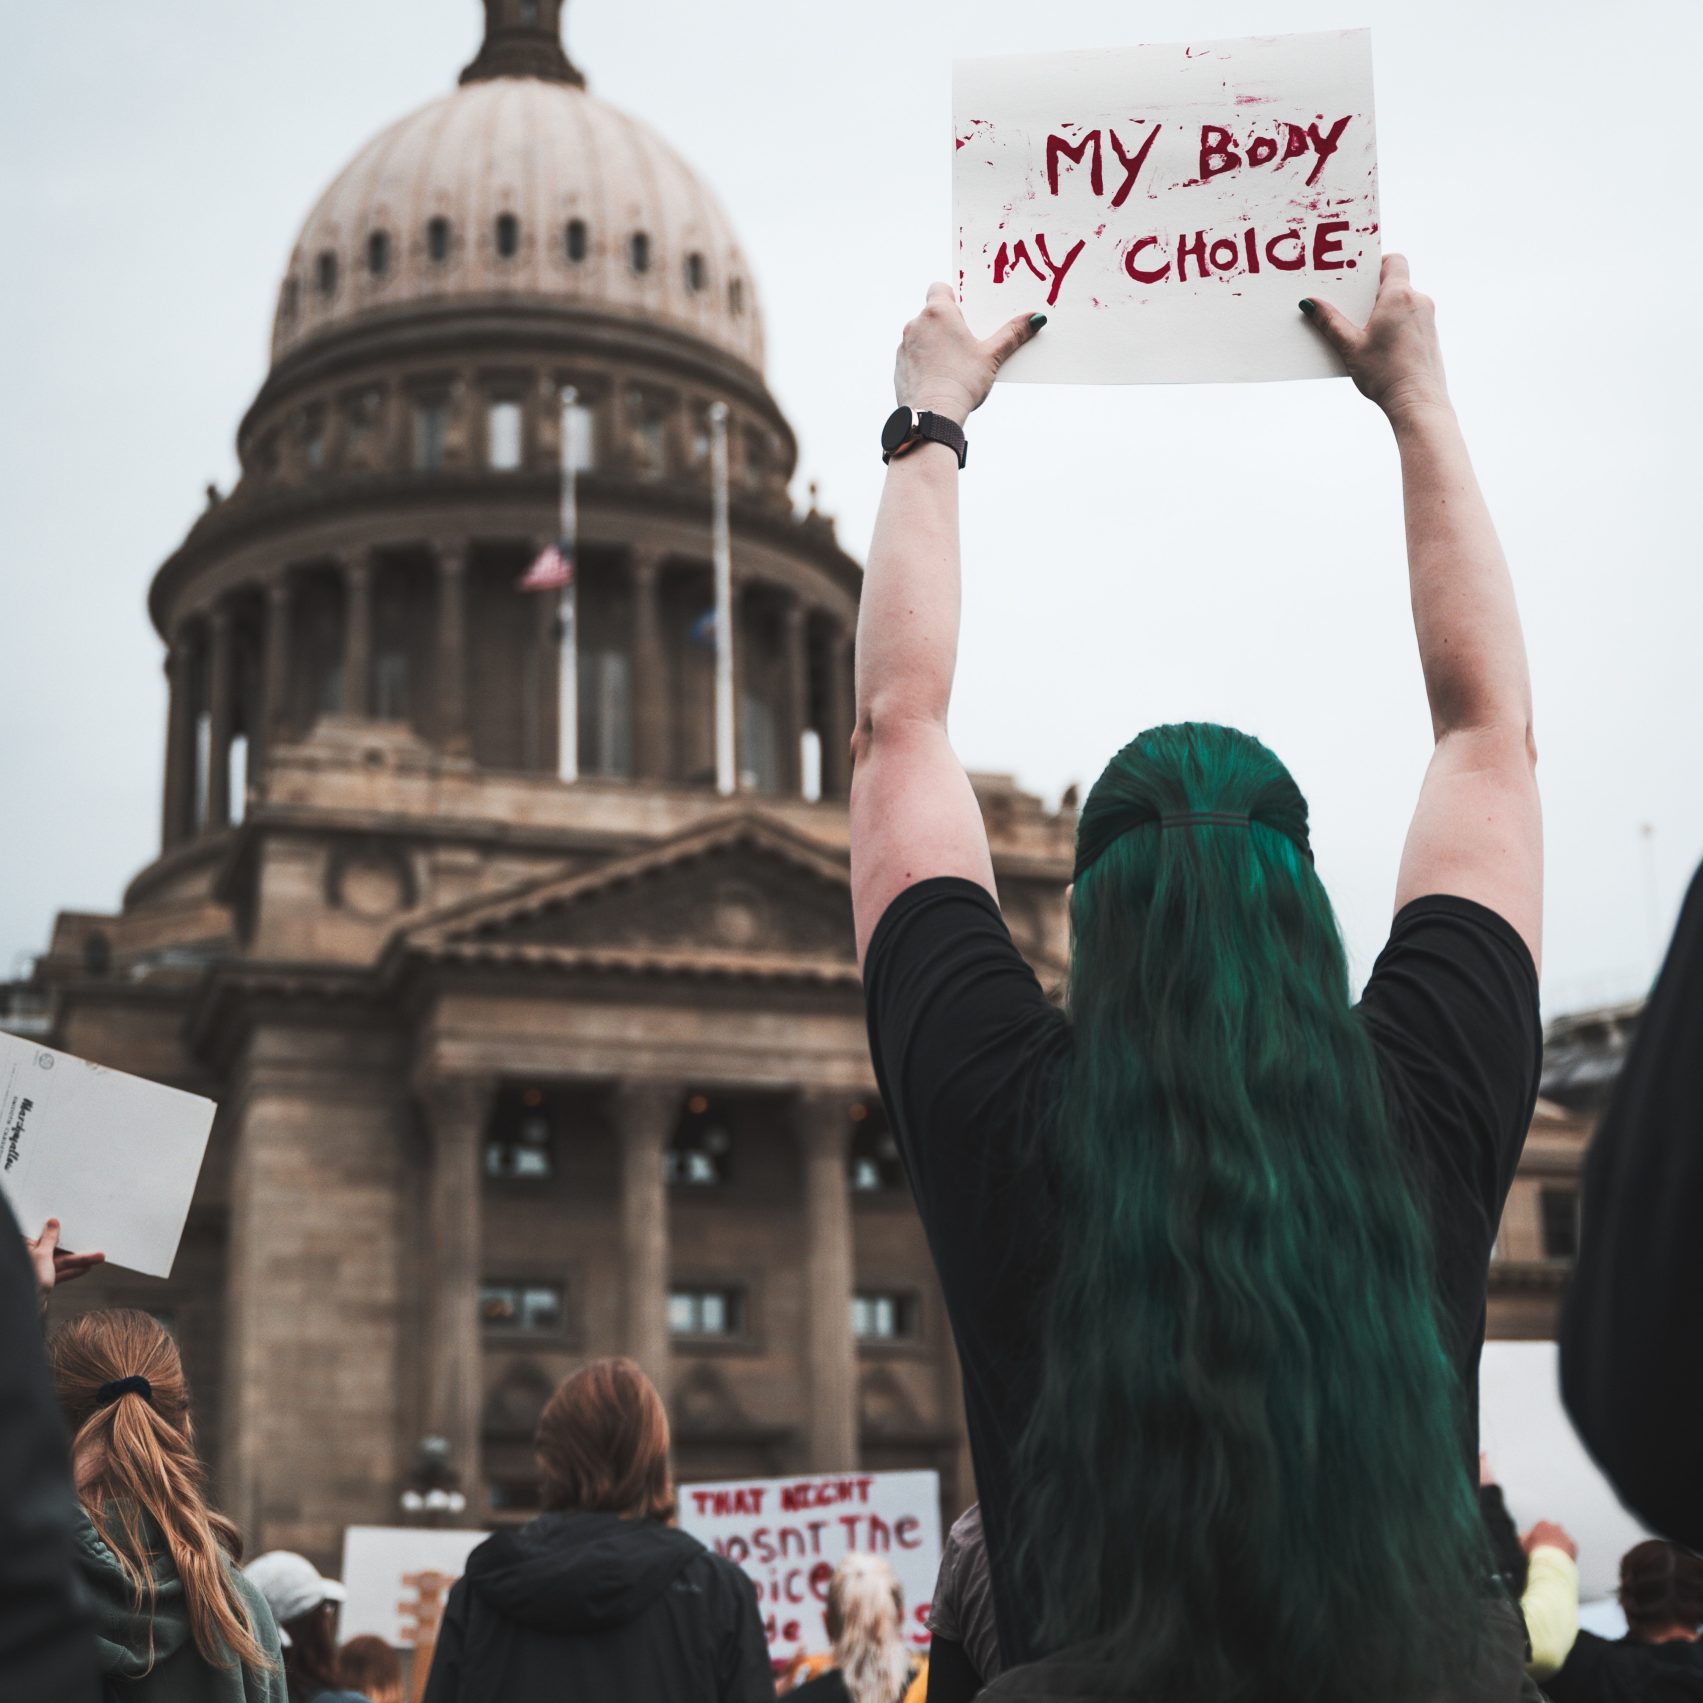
[{"left": 271, "top": 2, "right": 762, "bottom": 372}]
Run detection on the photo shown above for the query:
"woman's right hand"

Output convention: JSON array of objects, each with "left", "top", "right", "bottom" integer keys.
[
  {"left": 1300, "top": 254, "right": 1450, "bottom": 423},
  {"left": 26, "top": 1217, "right": 105, "bottom": 1308}
]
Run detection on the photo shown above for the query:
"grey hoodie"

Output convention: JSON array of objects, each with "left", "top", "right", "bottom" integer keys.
[{"left": 75, "top": 1507, "right": 288, "bottom": 1703}]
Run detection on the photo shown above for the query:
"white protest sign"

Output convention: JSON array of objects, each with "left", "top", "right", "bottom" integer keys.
[
  {"left": 1479, "top": 1340, "right": 1653, "bottom": 1604},
  {"left": 0, "top": 1030, "right": 215, "bottom": 1278},
  {"left": 340, "top": 1526, "right": 490, "bottom": 1650},
  {"left": 679, "top": 1470, "right": 941, "bottom": 1665},
  {"left": 955, "top": 30, "right": 1380, "bottom": 384}
]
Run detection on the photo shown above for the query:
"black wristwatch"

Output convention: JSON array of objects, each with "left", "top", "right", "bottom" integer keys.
[{"left": 881, "top": 406, "right": 968, "bottom": 469}]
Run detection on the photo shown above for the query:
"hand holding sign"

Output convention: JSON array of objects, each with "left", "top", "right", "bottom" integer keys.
[
  {"left": 1301, "top": 255, "right": 1451, "bottom": 422},
  {"left": 893, "top": 283, "right": 1046, "bottom": 423},
  {"left": 25, "top": 1216, "right": 106, "bottom": 1307},
  {"left": 955, "top": 29, "right": 1381, "bottom": 384}
]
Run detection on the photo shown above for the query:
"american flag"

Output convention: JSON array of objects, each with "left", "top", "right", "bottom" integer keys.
[{"left": 517, "top": 540, "right": 574, "bottom": 592}]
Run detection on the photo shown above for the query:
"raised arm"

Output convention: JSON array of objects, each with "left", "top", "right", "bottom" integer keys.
[
  {"left": 1306, "top": 258, "right": 1542, "bottom": 968},
  {"left": 848, "top": 285, "right": 1041, "bottom": 965}
]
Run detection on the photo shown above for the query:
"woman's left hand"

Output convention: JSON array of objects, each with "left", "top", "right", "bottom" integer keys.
[
  {"left": 893, "top": 283, "right": 1044, "bottom": 424},
  {"left": 26, "top": 1217, "right": 105, "bottom": 1307}
]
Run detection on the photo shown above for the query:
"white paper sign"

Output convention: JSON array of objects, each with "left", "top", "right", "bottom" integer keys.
[
  {"left": 955, "top": 30, "right": 1380, "bottom": 384},
  {"left": 340, "top": 1526, "right": 491, "bottom": 1649},
  {"left": 0, "top": 1030, "right": 216, "bottom": 1278},
  {"left": 1478, "top": 1341, "right": 1653, "bottom": 1604},
  {"left": 679, "top": 1470, "right": 942, "bottom": 1665}
]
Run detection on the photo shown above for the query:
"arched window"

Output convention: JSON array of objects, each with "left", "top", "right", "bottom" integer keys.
[
  {"left": 427, "top": 217, "right": 452, "bottom": 263},
  {"left": 729, "top": 277, "right": 745, "bottom": 315},
  {"left": 848, "top": 1103, "right": 903, "bottom": 1192},
  {"left": 666, "top": 1093, "right": 730, "bottom": 1187},
  {"left": 367, "top": 230, "right": 391, "bottom": 276},
  {"left": 565, "top": 218, "right": 589, "bottom": 262},
  {"left": 316, "top": 251, "right": 338, "bottom": 295},
  {"left": 628, "top": 231, "right": 651, "bottom": 274},
  {"left": 495, "top": 212, "right": 520, "bottom": 259},
  {"left": 685, "top": 252, "right": 707, "bottom": 292}
]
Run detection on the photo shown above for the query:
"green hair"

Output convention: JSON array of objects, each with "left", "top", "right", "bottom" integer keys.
[{"left": 1007, "top": 722, "right": 1491, "bottom": 1700}]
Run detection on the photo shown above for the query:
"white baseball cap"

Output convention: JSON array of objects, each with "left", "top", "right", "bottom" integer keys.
[{"left": 243, "top": 1550, "right": 347, "bottom": 1643}]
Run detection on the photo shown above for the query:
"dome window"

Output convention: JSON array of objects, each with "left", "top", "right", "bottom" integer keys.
[
  {"left": 729, "top": 277, "right": 746, "bottom": 315},
  {"left": 316, "top": 251, "right": 338, "bottom": 296},
  {"left": 427, "top": 217, "right": 452, "bottom": 264},
  {"left": 367, "top": 231, "right": 391, "bottom": 277},
  {"left": 565, "top": 219, "right": 589, "bottom": 263},
  {"left": 495, "top": 212, "right": 520, "bottom": 260},
  {"left": 685, "top": 252, "right": 707, "bottom": 293},
  {"left": 628, "top": 231, "right": 651, "bottom": 275}
]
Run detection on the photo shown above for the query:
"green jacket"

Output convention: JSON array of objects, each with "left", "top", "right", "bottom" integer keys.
[{"left": 76, "top": 1507, "right": 288, "bottom": 1703}]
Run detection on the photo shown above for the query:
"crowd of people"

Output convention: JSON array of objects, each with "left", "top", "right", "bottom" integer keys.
[{"left": 3, "top": 260, "right": 1701, "bottom": 1702}]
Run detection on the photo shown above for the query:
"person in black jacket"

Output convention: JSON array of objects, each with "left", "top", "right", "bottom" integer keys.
[
  {"left": 0, "top": 1209, "right": 104, "bottom": 1703},
  {"left": 421, "top": 1356, "right": 774, "bottom": 1703},
  {"left": 1562, "top": 860, "right": 1703, "bottom": 1551},
  {"left": 1544, "top": 1540, "right": 1703, "bottom": 1702}
]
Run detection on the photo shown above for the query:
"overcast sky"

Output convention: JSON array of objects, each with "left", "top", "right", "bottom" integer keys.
[{"left": 4, "top": 0, "right": 1699, "bottom": 1011}]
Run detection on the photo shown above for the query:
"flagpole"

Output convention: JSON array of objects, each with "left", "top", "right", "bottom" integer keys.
[
  {"left": 708, "top": 402, "right": 736, "bottom": 797},
  {"left": 557, "top": 387, "right": 579, "bottom": 783}
]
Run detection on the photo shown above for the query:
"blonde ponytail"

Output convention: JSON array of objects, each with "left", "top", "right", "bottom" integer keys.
[{"left": 51, "top": 1309, "right": 271, "bottom": 1672}]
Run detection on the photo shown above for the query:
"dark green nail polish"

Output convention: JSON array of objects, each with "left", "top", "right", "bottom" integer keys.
[
  {"left": 1298, "top": 298, "right": 1315, "bottom": 315},
  {"left": 1029, "top": 313, "right": 1048, "bottom": 329}
]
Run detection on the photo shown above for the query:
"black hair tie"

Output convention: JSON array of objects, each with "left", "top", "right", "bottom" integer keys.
[{"left": 97, "top": 1375, "right": 153, "bottom": 1408}]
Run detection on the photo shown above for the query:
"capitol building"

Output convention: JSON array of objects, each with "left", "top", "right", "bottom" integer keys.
[{"left": 27, "top": 0, "right": 1075, "bottom": 1562}]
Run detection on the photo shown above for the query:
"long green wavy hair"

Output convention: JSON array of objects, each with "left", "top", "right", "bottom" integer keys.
[{"left": 1007, "top": 722, "right": 1492, "bottom": 1701}]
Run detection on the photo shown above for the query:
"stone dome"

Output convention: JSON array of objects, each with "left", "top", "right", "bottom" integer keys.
[{"left": 271, "top": 73, "right": 764, "bottom": 373}]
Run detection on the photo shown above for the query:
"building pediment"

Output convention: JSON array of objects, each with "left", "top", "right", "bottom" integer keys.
[{"left": 400, "top": 811, "right": 858, "bottom": 984}]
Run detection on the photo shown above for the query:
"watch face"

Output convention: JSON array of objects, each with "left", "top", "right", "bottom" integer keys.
[{"left": 880, "top": 406, "right": 917, "bottom": 454}]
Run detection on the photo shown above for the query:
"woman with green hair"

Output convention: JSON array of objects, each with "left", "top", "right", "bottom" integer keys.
[{"left": 853, "top": 263, "right": 1542, "bottom": 1701}]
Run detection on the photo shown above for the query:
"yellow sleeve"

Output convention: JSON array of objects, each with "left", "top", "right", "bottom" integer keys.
[
  {"left": 1521, "top": 1545, "right": 1580, "bottom": 1681},
  {"left": 902, "top": 1657, "right": 931, "bottom": 1703}
]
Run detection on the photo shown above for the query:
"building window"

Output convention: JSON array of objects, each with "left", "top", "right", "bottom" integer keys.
[
  {"left": 738, "top": 685, "right": 779, "bottom": 794},
  {"left": 666, "top": 1094, "right": 730, "bottom": 1187},
  {"left": 629, "top": 231, "right": 651, "bottom": 274},
  {"left": 1540, "top": 1188, "right": 1581, "bottom": 1261},
  {"left": 565, "top": 218, "right": 589, "bottom": 263},
  {"left": 427, "top": 216, "right": 452, "bottom": 263},
  {"left": 367, "top": 230, "right": 391, "bottom": 277},
  {"left": 685, "top": 252, "right": 707, "bottom": 292},
  {"left": 519, "top": 0, "right": 540, "bottom": 22},
  {"left": 485, "top": 1089, "right": 556, "bottom": 1181},
  {"left": 488, "top": 399, "right": 524, "bottom": 471},
  {"left": 848, "top": 1106, "right": 902, "bottom": 1192},
  {"left": 729, "top": 277, "right": 745, "bottom": 315},
  {"left": 579, "top": 648, "right": 633, "bottom": 779},
  {"left": 489, "top": 1480, "right": 542, "bottom": 1513},
  {"left": 852, "top": 1292, "right": 917, "bottom": 1342},
  {"left": 373, "top": 653, "right": 409, "bottom": 721},
  {"left": 495, "top": 212, "right": 520, "bottom": 259},
  {"left": 669, "top": 1288, "right": 741, "bottom": 1338},
  {"left": 301, "top": 406, "right": 326, "bottom": 471},
  {"left": 564, "top": 397, "right": 598, "bottom": 471},
  {"left": 413, "top": 400, "right": 449, "bottom": 472},
  {"left": 316, "top": 251, "right": 338, "bottom": 295},
  {"left": 631, "top": 392, "right": 668, "bottom": 478},
  {"left": 479, "top": 1281, "right": 564, "bottom": 1334}
]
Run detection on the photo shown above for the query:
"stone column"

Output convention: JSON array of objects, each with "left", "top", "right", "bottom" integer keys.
[
  {"left": 435, "top": 541, "right": 471, "bottom": 754},
  {"left": 630, "top": 552, "right": 669, "bottom": 782},
  {"left": 262, "top": 578, "right": 292, "bottom": 753},
  {"left": 160, "top": 636, "right": 194, "bottom": 851},
  {"left": 205, "top": 602, "right": 235, "bottom": 830},
  {"left": 614, "top": 1082, "right": 677, "bottom": 1390},
  {"left": 343, "top": 555, "right": 373, "bottom": 719},
  {"left": 420, "top": 1077, "right": 493, "bottom": 1511},
  {"left": 782, "top": 598, "right": 810, "bottom": 797},
  {"left": 820, "top": 624, "right": 854, "bottom": 799},
  {"left": 797, "top": 1093, "right": 858, "bottom": 1471}
]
